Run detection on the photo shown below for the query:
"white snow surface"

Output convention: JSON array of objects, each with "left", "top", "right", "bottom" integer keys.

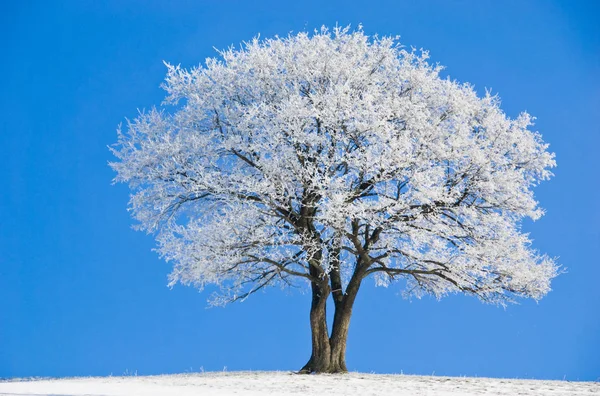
[{"left": 1, "top": 371, "right": 597, "bottom": 396}]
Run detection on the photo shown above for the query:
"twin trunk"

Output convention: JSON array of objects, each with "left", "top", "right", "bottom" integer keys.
[{"left": 299, "top": 278, "right": 361, "bottom": 374}]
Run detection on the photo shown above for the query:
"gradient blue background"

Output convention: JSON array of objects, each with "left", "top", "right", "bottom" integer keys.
[{"left": 1, "top": 0, "right": 598, "bottom": 381}]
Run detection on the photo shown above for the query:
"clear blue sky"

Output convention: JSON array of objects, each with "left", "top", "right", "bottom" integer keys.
[{"left": 1, "top": 0, "right": 598, "bottom": 381}]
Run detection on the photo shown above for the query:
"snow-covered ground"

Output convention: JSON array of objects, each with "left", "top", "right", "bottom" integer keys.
[{"left": 0, "top": 371, "right": 597, "bottom": 396}]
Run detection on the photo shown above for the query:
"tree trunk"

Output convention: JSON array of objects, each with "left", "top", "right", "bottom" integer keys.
[
  {"left": 299, "top": 280, "right": 332, "bottom": 373},
  {"left": 328, "top": 302, "right": 352, "bottom": 372},
  {"left": 328, "top": 269, "right": 362, "bottom": 373},
  {"left": 299, "top": 268, "right": 363, "bottom": 374}
]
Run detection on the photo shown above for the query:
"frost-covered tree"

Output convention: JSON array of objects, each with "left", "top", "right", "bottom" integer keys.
[{"left": 111, "top": 26, "right": 558, "bottom": 373}]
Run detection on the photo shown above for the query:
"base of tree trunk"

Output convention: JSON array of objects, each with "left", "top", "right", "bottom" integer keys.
[
  {"left": 297, "top": 367, "right": 347, "bottom": 374},
  {"left": 298, "top": 354, "right": 348, "bottom": 374}
]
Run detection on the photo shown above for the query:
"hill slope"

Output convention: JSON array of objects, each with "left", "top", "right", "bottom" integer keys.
[{"left": 1, "top": 371, "right": 597, "bottom": 396}]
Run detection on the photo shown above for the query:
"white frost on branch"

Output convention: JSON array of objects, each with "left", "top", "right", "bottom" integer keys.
[{"left": 111, "top": 26, "right": 558, "bottom": 306}]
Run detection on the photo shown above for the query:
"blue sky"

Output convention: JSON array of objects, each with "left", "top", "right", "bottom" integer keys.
[{"left": 1, "top": 0, "right": 598, "bottom": 381}]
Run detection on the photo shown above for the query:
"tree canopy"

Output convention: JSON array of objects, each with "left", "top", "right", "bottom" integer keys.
[{"left": 111, "top": 26, "right": 557, "bottom": 313}]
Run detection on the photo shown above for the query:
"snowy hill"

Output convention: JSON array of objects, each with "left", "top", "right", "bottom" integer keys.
[{"left": 1, "top": 371, "right": 597, "bottom": 396}]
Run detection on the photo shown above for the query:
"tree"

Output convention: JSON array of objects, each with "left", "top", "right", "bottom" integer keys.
[{"left": 110, "top": 26, "right": 559, "bottom": 373}]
